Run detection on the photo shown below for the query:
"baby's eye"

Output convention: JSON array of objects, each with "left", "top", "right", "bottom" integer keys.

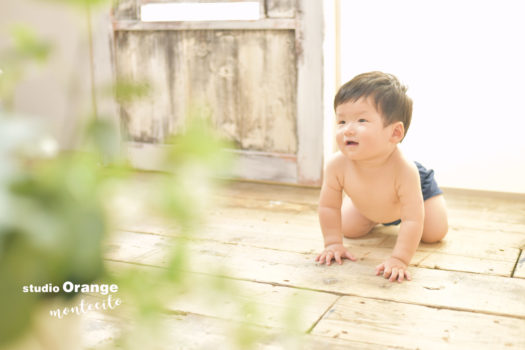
[
  {"left": 338, "top": 120, "right": 346, "bottom": 125},
  {"left": 358, "top": 118, "right": 367, "bottom": 123}
]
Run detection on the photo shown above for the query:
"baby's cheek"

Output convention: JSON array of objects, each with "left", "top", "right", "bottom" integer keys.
[
  {"left": 335, "top": 136, "right": 345, "bottom": 149},
  {"left": 357, "top": 125, "right": 369, "bottom": 133}
]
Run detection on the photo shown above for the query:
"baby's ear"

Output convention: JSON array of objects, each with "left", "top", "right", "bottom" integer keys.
[{"left": 391, "top": 122, "right": 405, "bottom": 143}]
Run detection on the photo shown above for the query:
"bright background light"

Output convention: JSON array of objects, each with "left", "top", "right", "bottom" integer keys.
[
  {"left": 338, "top": 0, "right": 525, "bottom": 193},
  {"left": 140, "top": 2, "right": 260, "bottom": 22}
]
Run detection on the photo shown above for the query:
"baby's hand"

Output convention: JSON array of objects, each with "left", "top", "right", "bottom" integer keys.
[
  {"left": 315, "top": 243, "right": 356, "bottom": 266},
  {"left": 375, "top": 256, "right": 411, "bottom": 282}
]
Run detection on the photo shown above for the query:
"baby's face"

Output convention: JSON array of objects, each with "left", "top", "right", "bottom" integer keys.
[{"left": 335, "top": 97, "right": 395, "bottom": 161}]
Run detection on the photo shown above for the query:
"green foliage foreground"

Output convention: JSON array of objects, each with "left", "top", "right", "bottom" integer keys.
[{"left": 0, "top": 112, "right": 234, "bottom": 348}]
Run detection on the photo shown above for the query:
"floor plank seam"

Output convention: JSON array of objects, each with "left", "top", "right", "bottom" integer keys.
[
  {"left": 305, "top": 296, "right": 341, "bottom": 334},
  {"left": 511, "top": 248, "right": 523, "bottom": 277},
  {"left": 115, "top": 228, "right": 321, "bottom": 255},
  {"left": 414, "top": 251, "right": 434, "bottom": 267},
  {"left": 104, "top": 258, "right": 525, "bottom": 321},
  {"left": 412, "top": 263, "right": 512, "bottom": 277}
]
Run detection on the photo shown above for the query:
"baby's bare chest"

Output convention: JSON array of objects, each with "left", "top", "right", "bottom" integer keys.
[{"left": 344, "top": 174, "right": 401, "bottom": 222}]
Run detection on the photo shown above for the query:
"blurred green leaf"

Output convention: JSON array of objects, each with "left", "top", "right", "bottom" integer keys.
[
  {"left": 165, "top": 115, "right": 234, "bottom": 174},
  {"left": 0, "top": 233, "right": 41, "bottom": 346},
  {"left": 83, "top": 117, "right": 121, "bottom": 162},
  {"left": 107, "top": 79, "right": 152, "bottom": 104},
  {"left": 0, "top": 25, "right": 52, "bottom": 109},
  {"left": 8, "top": 24, "right": 52, "bottom": 63}
]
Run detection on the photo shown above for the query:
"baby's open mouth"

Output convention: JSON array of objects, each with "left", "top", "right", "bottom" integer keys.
[{"left": 346, "top": 141, "right": 358, "bottom": 146}]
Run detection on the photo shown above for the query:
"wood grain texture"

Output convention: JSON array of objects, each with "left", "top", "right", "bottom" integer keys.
[
  {"left": 81, "top": 306, "right": 406, "bottom": 350},
  {"left": 166, "top": 275, "right": 338, "bottom": 331},
  {"left": 100, "top": 258, "right": 337, "bottom": 332},
  {"left": 115, "top": 30, "right": 297, "bottom": 153},
  {"left": 113, "top": 0, "right": 138, "bottom": 20},
  {"left": 313, "top": 295, "right": 525, "bottom": 350},
  {"left": 266, "top": 0, "right": 296, "bottom": 18}
]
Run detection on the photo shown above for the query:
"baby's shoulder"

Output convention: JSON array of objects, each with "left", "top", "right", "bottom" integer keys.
[
  {"left": 391, "top": 154, "right": 419, "bottom": 184},
  {"left": 325, "top": 152, "right": 350, "bottom": 172},
  {"left": 324, "top": 152, "right": 351, "bottom": 182}
]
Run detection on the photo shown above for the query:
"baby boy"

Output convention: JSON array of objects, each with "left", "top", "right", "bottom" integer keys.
[{"left": 315, "top": 71, "right": 448, "bottom": 282}]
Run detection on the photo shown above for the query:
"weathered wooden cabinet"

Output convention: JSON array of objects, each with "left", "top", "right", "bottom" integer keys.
[{"left": 112, "top": 0, "right": 323, "bottom": 185}]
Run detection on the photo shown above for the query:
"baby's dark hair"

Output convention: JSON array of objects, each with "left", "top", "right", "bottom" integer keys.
[{"left": 334, "top": 71, "right": 413, "bottom": 138}]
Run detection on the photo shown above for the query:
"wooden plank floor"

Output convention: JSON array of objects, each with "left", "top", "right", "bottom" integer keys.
[{"left": 85, "top": 176, "right": 525, "bottom": 349}]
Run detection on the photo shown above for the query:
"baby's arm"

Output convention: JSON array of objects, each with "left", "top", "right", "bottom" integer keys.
[
  {"left": 376, "top": 163, "right": 424, "bottom": 282},
  {"left": 315, "top": 156, "right": 356, "bottom": 265}
]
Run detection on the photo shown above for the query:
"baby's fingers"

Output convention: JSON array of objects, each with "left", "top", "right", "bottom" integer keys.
[
  {"left": 389, "top": 268, "right": 399, "bottom": 282},
  {"left": 375, "top": 263, "right": 385, "bottom": 276},
  {"left": 405, "top": 270, "right": 412, "bottom": 281},
  {"left": 325, "top": 251, "right": 334, "bottom": 265},
  {"left": 382, "top": 266, "right": 392, "bottom": 279},
  {"left": 344, "top": 251, "right": 357, "bottom": 261},
  {"left": 397, "top": 269, "right": 405, "bottom": 282},
  {"left": 334, "top": 251, "right": 342, "bottom": 265}
]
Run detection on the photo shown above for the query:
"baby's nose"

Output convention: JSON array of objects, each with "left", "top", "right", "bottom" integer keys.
[{"left": 343, "top": 123, "right": 355, "bottom": 135}]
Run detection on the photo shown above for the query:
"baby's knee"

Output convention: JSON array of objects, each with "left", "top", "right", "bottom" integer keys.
[
  {"left": 421, "top": 235, "right": 444, "bottom": 244},
  {"left": 342, "top": 225, "right": 362, "bottom": 239},
  {"left": 421, "top": 223, "right": 448, "bottom": 244},
  {"left": 343, "top": 230, "right": 366, "bottom": 239},
  {"left": 342, "top": 222, "right": 375, "bottom": 239}
]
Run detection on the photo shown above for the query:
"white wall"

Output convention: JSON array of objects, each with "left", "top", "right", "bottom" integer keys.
[{"left": 337, "top": 0, "right": 525, "bottom": 194}]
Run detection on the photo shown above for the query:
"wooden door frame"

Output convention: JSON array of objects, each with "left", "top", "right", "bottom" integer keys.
[{"left": 295, "top": 0, "right": 324, "bottom": 186}]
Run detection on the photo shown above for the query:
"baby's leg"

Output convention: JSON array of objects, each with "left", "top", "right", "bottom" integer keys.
[
  {"left": 341, "top": 196, "right": 377, "bottom": 238},
  {"left": 422, "top": 195, "right": 449, "bottom": 243}
]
